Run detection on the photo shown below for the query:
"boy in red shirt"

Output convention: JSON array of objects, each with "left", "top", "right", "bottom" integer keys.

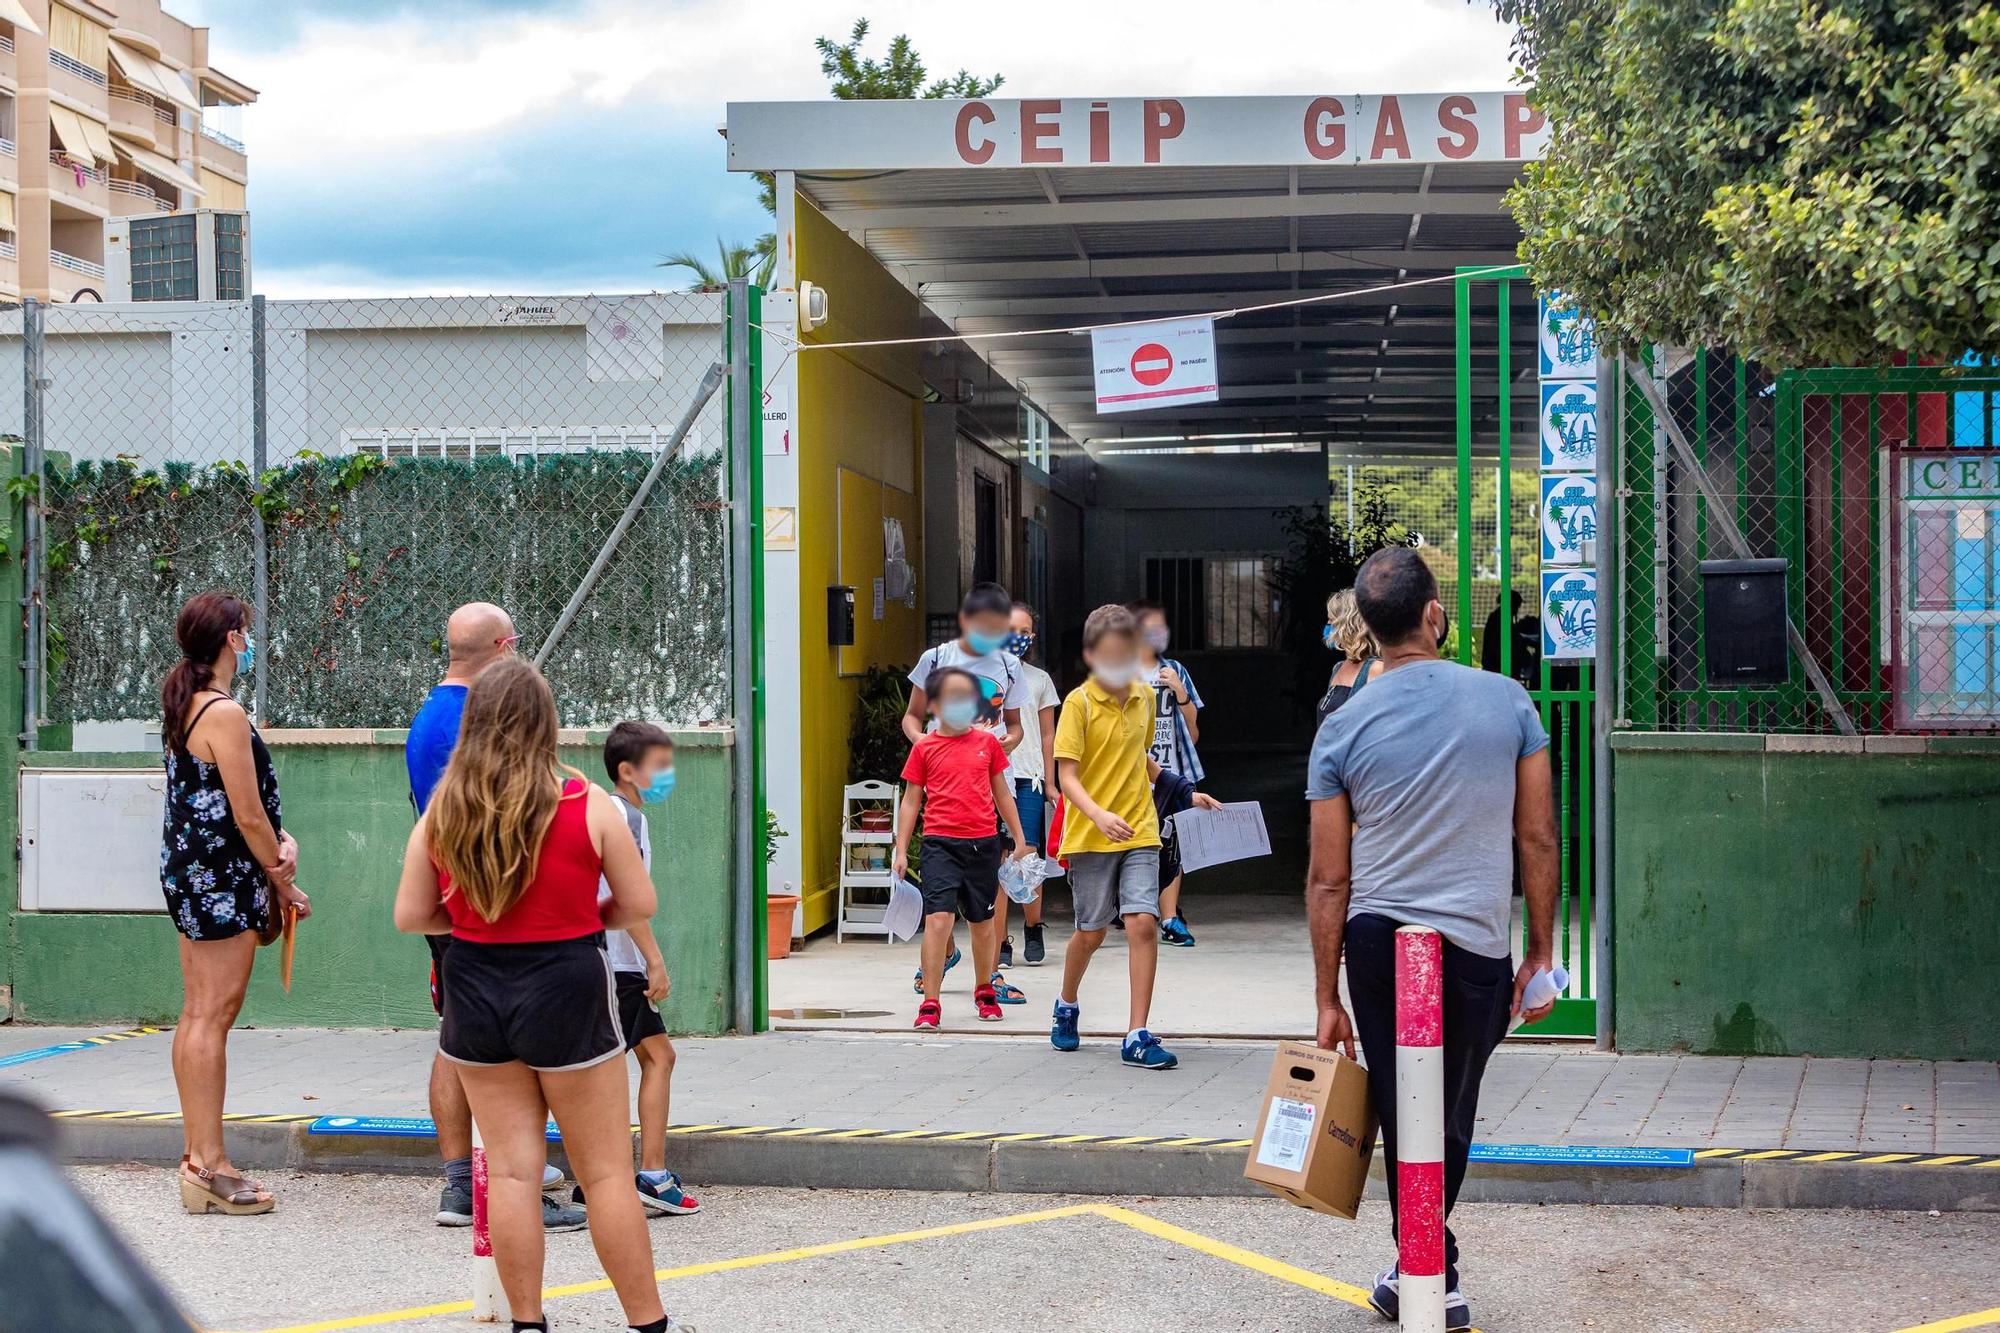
[{"left": 893, "top": 667, "right": 1031, "bottom": 1029}]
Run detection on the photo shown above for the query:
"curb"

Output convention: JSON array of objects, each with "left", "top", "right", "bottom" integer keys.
[{"left": 41, "top": 1114, "right": 2000, "bottom": 1213}]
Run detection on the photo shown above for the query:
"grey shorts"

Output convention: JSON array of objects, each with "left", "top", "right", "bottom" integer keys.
[{"left": 1068, "top": 848, "right": 1162, "bottom": 930}]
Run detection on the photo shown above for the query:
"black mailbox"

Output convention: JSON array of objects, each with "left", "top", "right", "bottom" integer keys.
[
  {"left": 827, "top": 585, "right": 856, "bottom": 647},
  {"left": 1699, "top": 558, "right": 1789, "bottom": 686}
]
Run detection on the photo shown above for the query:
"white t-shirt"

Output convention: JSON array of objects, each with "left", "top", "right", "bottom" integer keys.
[
  {"left": 908, "top": 640, "right": 1028, "bottom": 743},
  {"left": 1007, "top": 662, "right": 1061, "bottom": 783},
  {"left": 598, "top": 791, "right": 652, "bottom": 975}
]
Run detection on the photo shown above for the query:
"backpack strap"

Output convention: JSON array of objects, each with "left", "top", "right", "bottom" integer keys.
[{"left": 1353, "top": 657, "right": 1379, "bottom": 691}]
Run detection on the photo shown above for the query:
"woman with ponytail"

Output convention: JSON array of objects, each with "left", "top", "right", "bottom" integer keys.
[
  {"left": 394, "top": 658, "right": 686, "bottom": 1333},
  {"left": 158, "top": 590, "right": 308, "bottom": 1216}
]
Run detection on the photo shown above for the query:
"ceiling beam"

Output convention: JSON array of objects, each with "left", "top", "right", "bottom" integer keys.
[
  {"left": 893, "top": 248, "right": 1520, "bottom": 286},
  {"left": 1029, "top": 378, "right": 1537, "bottom": 404},
  {"left": 823, "top": 190, "right": 1506, "bottom": 233}
]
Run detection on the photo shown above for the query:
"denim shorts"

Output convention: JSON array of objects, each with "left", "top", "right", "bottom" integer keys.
[
  {"left": 1012, "top": 778, "right": 1047, "bottom": 853},
  {"left": 1067, "top": 848, "right": 1161, "bottom": 930}
]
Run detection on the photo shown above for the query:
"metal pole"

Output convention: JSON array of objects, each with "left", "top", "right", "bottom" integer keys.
[
  {"left": 531, "top": 360, "right": 725, "bottom": 670},
  {"left": 250, "top": 294, "right": 268, "bottom": 722},
  {"left": 1593, "top": 353, "right": 1617, "bottom": 1051},
  {"left": 726, "top": 278, "right": 757, "bottom": 1035},
  {"left": 1395, "top": 924, "right": 1446, "bottom": 1333},
  {"left": 468, "top": 1118, "right": 504, "bottom": 1322},
  {"left": 20, "top": 299, "right": 44, "bottom": 752}
]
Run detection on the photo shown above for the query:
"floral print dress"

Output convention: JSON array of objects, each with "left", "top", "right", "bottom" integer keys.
[{"left": 159, "top": 694, "right": 284, "bottom": 941}]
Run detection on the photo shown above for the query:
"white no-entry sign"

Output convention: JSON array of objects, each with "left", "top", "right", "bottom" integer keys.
[{"left": 1091, "top": 317, "right": 1219, "bottom": 414}]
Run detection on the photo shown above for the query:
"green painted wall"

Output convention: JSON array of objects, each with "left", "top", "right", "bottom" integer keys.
[
  {"left": 7, "top": 734, "right": 736, "bottom": 1033},
  {"left": 1612, "top": 735, "right": 2000, "bottom": 1060}
]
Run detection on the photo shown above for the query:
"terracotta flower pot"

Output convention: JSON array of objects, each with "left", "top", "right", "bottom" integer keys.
[{"left": 765, "top": 893, "right": 801, "bottom": 959}]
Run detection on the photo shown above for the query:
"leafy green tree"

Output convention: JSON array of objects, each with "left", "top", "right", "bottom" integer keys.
[
  {"left": 1493, "top": 1, "right": 2000, "bottom": 365},
  {"left": 658, "top": 237, "right": 774, "bottom": 292}
]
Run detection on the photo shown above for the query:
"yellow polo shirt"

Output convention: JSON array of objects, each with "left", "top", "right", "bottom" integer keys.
[{"left": 1053, "top": 677, "right": 1161, "bottom": 855}]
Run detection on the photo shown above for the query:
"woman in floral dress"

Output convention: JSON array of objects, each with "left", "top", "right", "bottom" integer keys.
[{"left": 158, "top": 590, "right": 308, "bottom": 1215}]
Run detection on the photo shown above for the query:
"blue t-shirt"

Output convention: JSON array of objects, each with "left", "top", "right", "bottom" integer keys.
[
  {"left": 1305, "top": 660, "right": 1548, "bottom": 958},
  {"left": 406, "top": 684, "right": 468, "bottom": 814}
]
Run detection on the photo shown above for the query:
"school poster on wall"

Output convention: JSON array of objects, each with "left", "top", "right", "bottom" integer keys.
[
  {"left": 1539, "top": 380, "right": 1597, "bottom": 472},
  {"left": 1540, "top": 474, "right": 1598, "bottom": 568},
  {"left": 1542, "top": 569, "right": 1598, "bottom": 660},
  {"left": 1538, "top": 291, "right": 1596, "bottom": 381}
]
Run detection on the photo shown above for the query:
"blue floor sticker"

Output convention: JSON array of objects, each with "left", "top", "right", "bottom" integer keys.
[
  {"left": 0, "top": 1040, "right": 99, "bottom": 1071},
  {"left": 1471, "top": 1143, "right": 1694, "bottom": 1169},
  {"left": 311, "top": 1115, "right": 562, "bottom": 1142}
]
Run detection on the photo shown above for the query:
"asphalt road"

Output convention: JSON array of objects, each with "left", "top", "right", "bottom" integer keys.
[{"left": 68, "top": 1165, "right": 2000, "bottom": 1333}]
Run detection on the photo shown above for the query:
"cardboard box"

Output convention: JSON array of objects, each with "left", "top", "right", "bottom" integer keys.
[{"left": 1242, "top": 1040, "right": 1376, "bottom": 1219}]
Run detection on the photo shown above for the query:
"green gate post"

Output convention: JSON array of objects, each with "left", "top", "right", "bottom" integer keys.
[{"left": 725, "top": 281, "right": 771, "bottom": 1034}]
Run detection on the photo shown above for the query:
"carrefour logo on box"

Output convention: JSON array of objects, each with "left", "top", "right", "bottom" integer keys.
[{"left": 1539, "top": 292, "right": 1596, "bottom": 381}]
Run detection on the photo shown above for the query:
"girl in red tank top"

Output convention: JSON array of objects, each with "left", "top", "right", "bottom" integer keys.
[{"left": 392, "top": 659, "right": 682, "bottom": 1333}]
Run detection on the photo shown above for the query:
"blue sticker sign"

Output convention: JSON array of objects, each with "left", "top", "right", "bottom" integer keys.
[
  {"left": 1540, "top": 474, "right": 1598, "bottom": 567},
  {"left": 312, "top": 1115, "right": 562, "bottom": 1142},
  {"left": 1538, "top": 292, "right": 1597, "bottom": 380},
  {"left": 1539, "top": 380, "right": 1598, "bottom": 471},
  {"left": 0, "top": 1039, "right": 96, "bottom": 1070},
  {"left": 1470, "top": 1143, "right": 1694, "bottom": 1169},
  {"left": 1542, "top": 569, "right": 1598, "bottom": 660}
]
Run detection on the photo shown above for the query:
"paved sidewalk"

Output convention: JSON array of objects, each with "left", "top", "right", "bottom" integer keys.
[{"left": 4, "top": 1024, "right": 1997, "bottom": 1153}]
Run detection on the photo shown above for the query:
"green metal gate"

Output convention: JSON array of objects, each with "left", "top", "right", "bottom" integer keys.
[{"left": 1454, "top": 265, "right": 1597, "bottom": 1039}]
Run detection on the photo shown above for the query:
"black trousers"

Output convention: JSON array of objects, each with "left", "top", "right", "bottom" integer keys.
[{"left": 1344, "top": 912, "right": 1513, "bottom": 1289}]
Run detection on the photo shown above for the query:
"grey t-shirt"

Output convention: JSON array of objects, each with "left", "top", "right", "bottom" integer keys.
[{"left": 1305, "top": 659, "right": 1549, "bottom": 959}]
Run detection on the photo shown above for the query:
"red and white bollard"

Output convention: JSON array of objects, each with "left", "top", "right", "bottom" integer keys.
[
  {"left": 470, "top": 1119, "right": 505, "bottom": 1322},
  {"left": 1395, "top": 925, "right": 1446, "bottom": 1333}
]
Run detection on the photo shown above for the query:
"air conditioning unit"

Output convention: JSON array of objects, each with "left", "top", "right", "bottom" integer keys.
[{"left": 103, "top": 209, "right": 251, "bottom": 302}]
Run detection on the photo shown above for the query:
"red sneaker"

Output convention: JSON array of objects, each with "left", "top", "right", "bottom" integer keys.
[
  {"left": 915, "top": 999, "right": 941, "bottom": 1030},
  {"left": 974, "top": 986, "right": 1003, "bottom": 1022}
]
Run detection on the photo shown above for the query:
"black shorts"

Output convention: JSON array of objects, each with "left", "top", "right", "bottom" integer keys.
[
  {"left": 616, "top": 971, "right": 668, "bottom": 1050},
  {"left": 427, "top": 934, "right": 453, "bottom": 1017},
  {"left": 438, "top": 934, "right": 623, "bottom": 1073},
  {"left": 1158, "top": 830, "right": 1183, "bottom": 888},
  {"left": 919, "top": 834, "right": 1003, "bottom": 924}
]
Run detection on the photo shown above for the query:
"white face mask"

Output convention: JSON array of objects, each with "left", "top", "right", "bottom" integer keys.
[{"left": 1091, "top": 659, "right": 1140, "bottom": 690}]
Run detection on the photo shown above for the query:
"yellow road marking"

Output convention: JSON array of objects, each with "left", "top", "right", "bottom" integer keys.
[
  {"left": 708, "top": 1125, "right": 776, "bottom": 1136},
  {"left": 1738, "top": 1150, "right": 1798, "bottom": 1160},
  {"left": 1214, "top": 1138, "right": 1254, "bottom": 1148},
  {"left": 659, "top": 1123, "right": 723, "bottom": 1135},
  {"left": 821, "top": 1128, "right": 884, "bottom": 1139},
  {"left": 765, "top": 1126, "right": 830, "bottom": 1137},
  {"left": 1694, "top": 1148, "right": 1741, "bottom": 1159},
  {"left": 1894, "top": 1306, "right": 2000, "bottom": 1332},
  {"left": 1915, "top": 1155, "right": 1979, "bottom": 1166},
  {"left": 1795, "top": 1151, "right": 1858, "bottom": 1162},
  {"left": 929, "top": 1130, "right": 995, "bottom": 1141},
  {"left": 1855, "top": 1153, "right": 1919, "bottom": 1164},
  {"left": 243, "top": 1199, "right": 1398, "bottom": 1333},
  {"left": 987, "top": 1131, "right": 1050, "bottom": 1143},
  {"left": 1098, "top": 1135, "right": 1165, "bottom": 1146},
  {"left": 873, "top": 1129, "right": 937, "bottom": 1140},
  {"left": 1037, "top": 1133, "right": 1104, "bottom": 1144}
]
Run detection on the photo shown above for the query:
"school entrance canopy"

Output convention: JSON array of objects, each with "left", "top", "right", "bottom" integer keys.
[
  {"left": 724, "top": 93, "right": 1584, "bottom": 1038},
  {"left": 727, "top": 93, "right": 1547, "bottom": 456}
]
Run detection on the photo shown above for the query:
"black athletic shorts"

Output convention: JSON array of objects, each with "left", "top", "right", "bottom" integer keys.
[
  {"left": 438, "top": 934, "right": 623, "bottom": 1073},
  {"left": 427, "top": 934, "right": 453, "bottom": 1017},
  {"left": 615, "top": 971, "right": 668, "bottom": 1050},
  {"left": 918, "top": 834, "right": 1003, "bottom": 924}
]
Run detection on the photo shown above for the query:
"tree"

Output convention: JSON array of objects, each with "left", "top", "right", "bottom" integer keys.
[
  {"left": 1269, "top": 479, "right": 1416, "bottom": 719},
  {"left": 1492, "top": 1, "right": 2000, "bottom": 366},
  {"left": 658, "top": 237, "right": 774, "bottom": 292}
]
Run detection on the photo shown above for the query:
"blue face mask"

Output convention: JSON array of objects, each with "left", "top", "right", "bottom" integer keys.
[
  {"left": 939, "top": 697, "right": 980, "bottom": 731},
  {"left": 640, "top": 766, "right": 676, "bottom": 805},
  {"left": 1322, "top": 624, "right": 1338, "bottom": 652},
  {"left": 964, "top": 628, "right": 1008, "bottom": 656},
  {"left": 235, "top": 633, "right": 255, "bottom": 674},
  {"left": 1002, "top": 630, "right": 1034, "bottom": 658}
]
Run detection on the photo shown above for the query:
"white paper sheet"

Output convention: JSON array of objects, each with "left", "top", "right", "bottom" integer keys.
[
  {"left": 1169, "top": 801, "right": 1272, "bottom": 874},
  {"left": 883, "top": 875, "right": 924, "bottom": 943}
]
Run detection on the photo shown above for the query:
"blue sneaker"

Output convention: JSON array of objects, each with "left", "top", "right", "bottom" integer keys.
[
  {"left": 912, "top": 946, "right": 962, "bottom": 994},
  {"left": 1160, "top": 916, "right": 1195, "bottom": 947},
  {"left": 1120, "top": 1028, "right": 1178, "bottom": 1071},
  {"left": 1051, "top": 1000, "right": 1080, "bottom": 1052},
  {"left": 636, "top": 1169, "right": 701, "bottom": 1216}
]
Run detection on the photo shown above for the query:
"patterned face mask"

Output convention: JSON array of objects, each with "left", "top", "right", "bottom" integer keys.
[{"left": 1003, "top": 630, "right": 1034, "bottom": 658}]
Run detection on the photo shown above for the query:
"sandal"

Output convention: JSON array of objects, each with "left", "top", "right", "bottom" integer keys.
[
  {"left": 179, "top": 1158, "right": 275, "bottom": 1216},
  {"left": 988, "top": 972, "right": 1027, "bottom": 1005}
]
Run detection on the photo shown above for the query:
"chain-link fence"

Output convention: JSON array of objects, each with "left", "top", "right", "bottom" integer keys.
[
  {"left": 2, "top": 293, "right": 732, "bottom": 733},
  {"left": 1613, "top": 354, "right": 2000, "bottom": 734}
]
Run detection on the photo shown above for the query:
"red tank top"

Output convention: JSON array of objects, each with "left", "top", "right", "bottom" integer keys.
[{"left": 442, "top": 779, "right": 605, "bottom": 944}]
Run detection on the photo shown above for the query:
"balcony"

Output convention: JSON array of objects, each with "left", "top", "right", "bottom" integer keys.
[
  {"left": 49, "top": 49, "right": 105, "bottom": 87},
  {"left": 109, "top": 177, "right": 170, "bottom": 215},
  {"left": 0, "top": 32, "right": 16, "bottom": 87},
  {"left": 109, "top": 88, "right": 164, "bottom": 149},
  {"left": 51, "top": 248, "right": 106, "bottom": 280},
  {"left": 47, "top": 151, "right": 108, "bottom": 215}
]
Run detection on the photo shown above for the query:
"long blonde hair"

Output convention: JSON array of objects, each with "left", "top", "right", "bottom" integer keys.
[
  {"left": 426, "top": 658, "right": 582, "bottom": 923},
  {"left": 1326, "top": 588, "right": 1375, "bottom": 663}
]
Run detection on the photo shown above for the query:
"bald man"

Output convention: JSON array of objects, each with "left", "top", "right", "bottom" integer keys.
[{"left": 406, "top": 604, "right": 585, "bottom": 1232}]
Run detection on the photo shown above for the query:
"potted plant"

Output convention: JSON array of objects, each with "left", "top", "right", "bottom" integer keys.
[{"left": 763, "top": 810, "right": 800, "bottom": 959}]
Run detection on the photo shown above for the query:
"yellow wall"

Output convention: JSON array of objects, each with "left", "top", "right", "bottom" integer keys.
[{"left": 794, "top": 199, "right": 928, "bottom": 923}]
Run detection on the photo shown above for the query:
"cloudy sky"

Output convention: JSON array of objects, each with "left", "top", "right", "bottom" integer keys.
[{"left": 171, "top": 0, "right": 1519, "bottom": 298}]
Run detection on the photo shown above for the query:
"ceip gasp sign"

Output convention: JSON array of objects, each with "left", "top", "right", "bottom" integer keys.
[{"left": 726, "top": 94, "right": 1547, "bottom": 172}]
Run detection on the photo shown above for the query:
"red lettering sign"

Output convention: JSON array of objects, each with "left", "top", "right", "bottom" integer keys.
[
  {"left": 1088, "top": 101, "right": 1111, "bottom": 163},
  {"left": 1435, "top": 95, "right": 1479, "bottom": 160},
  {"left": 955, "top": 102, "right": 996, "bottom": 165},
  {"left": 1143, "top": 98, "right": 1185, "bottom": 164},
  {"left": 1020, "top": 99, "right": 1062, "bottom": 164},
  {"left": 1303, "top": 96, "right": 1346, "bottom": 161},
  {"left": 1504, "top": 93, "right": 1546, "bottom": 159},
  {"left": 1369, "top": 95, "right": 1410, "bottom": 161}
]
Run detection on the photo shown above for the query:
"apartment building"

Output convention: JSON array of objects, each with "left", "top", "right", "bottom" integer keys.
[{"left": 0, "top": 0, "right": 253, "bottom": 301}]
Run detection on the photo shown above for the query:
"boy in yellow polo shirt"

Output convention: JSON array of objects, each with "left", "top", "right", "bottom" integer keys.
[{"left": 1049, "top": 604, "right": 1177, "bottom": 1070}]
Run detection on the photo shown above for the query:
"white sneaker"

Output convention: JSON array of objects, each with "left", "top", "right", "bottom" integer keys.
[{"left": 540, "top": 1162, "right": 566, "bottom": 1191}]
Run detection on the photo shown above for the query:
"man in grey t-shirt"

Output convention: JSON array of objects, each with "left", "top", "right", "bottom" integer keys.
[{"left": 1304, "top": 547, "right": 1558, "bottom": 1330}]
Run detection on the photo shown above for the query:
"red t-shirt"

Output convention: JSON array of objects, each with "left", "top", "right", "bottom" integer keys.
[
  {"left": 901, "top": 729, "right": 1009, "bottom": 839},
  {"left": 441, "top": 779, "right": 606, "bottom": 944}
]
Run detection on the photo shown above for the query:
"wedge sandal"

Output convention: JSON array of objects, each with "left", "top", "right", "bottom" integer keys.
[{"left": 179, "top": 1159, "right": 275, "bottom": 1216}]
